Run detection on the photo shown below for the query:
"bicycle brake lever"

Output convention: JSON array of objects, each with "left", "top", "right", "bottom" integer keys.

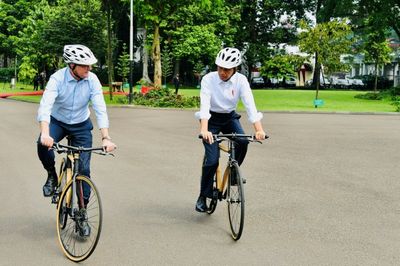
[{"left": 93, "top": 151, "right": 115, "bottom": 157}]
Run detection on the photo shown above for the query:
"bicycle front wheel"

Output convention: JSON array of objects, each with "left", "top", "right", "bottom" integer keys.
[
  {"left": 56, "top": 175, "right": 102, "bottom": 262},
  {"left": 227, "top": 163, "right": 245, "bottom": 240}
]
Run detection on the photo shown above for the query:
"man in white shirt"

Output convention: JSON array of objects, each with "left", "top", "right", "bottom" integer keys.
[{"left": 195, "top": 47, "right": 266, "bottom": 212}]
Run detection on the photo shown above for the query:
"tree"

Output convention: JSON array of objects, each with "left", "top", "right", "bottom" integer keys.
[
  {"left": 260, "top": 53, "right": 306, "bottom": 82},
  {"left": 134, "top": 0, "right": 222, "bottom": 89},
  {"left": 357, "top": 0, "right": 400, "bottom": 39},
  {"left": 298, "top": 19, "right": 354, "bottom": 101},
  {"left": 116, "top": 43, "right": 130, "bottom": 83},
  {"left": 362, "top": 33, "right": 392, "bottom": 92},
  {"left": 16, "top": 0, "right": 106, "bottom": 81},
  {"left": 164, "top": 2, "right": 239, "bottom": 77},
  {"left": 0, "top": 0, "right": 39, "bottom": 67},
  {"left": 101, "top": 0, "right": 123, "bottom": 101},
  {"left": 231, "top": 0, "right": 313, "bottom": 78},
  {"left": 161, "top": 45, "right": 173, "bottom": 88}
]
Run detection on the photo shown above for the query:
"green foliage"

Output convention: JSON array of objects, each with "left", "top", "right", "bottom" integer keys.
[
  {"left": 18, "top": 57, "right": 38, "bottom": 81},
  {"left": 164, "top": 2, "right": 238, "bottom": 66},
  {"left": 354, "top": 92, "right": 382, "bottom": 100},
  {"left": 232, "top": 0, "right": 314, "bottom": 69},
  {"left": 116, "top": 43, "right": 130, "bottom": 83},
  {"left": 117, "top": 88, "right": 200, "bottom": 108},
  {"left": 15, "top": 0, "right": 106, "bottom": 77},
  {"left": 298, "top": 19, "right": 354, "bottom": 75},
  {"left": 354, "top": 87, "right": 400, "bottom": 109},
  {"left": 362, "top": 34, "right": 392, "bottom": 66},
  {"left": 161, "top": 45, "right": 173, "bottom": 84},
  {"left": 0, "top": 68, "right": 15, "bottom": 81},
  {"left": 170, "top": 24, "right": 221, "bottom": 66},
  {"left": 391, "top": 96, "right": 400, "bottom": 112},
  {"left": 260, "top": 54, "right": 306, "bottom": 79},
  {"left": 0, "top": 0, "right": 37, "bottom": 57}
]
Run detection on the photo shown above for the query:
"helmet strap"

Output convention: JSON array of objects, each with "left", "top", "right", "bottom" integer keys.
[
  {"left": 223, "top": 68, "right": 236, "bottom": 82},
  {"left": 69, "top": 64, "right": 83, "bottom": 81}
]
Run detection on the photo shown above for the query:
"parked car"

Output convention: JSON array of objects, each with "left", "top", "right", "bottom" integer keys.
[
  {"left": 347, "top": 78, "right": 365, "bottom": 89},
  {"left": 330, "top": 77, "right": 350, "bottom": 88},
  {"left": 284, "top": 76, "right": 296, "bottom": 87},
  {"left": 251, "top": 77, "right": 265, "bottom": 88},
  {"left": 305, "top": 77, "right": 330, "bottom": 88}
]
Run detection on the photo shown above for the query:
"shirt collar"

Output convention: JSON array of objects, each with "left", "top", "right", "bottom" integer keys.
[
  {"left": 65, "top": 67, "right": 89, "bottom": 82},
  {"left": 218, "top": 72, "right": 237, "bottom": 85}
]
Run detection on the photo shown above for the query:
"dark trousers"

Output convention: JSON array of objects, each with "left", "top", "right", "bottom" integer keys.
[
  {"left": 200, "top": 111, "right": 248, "bottom": 198},
  {"left": 37, "top": 116, "right": 93, "bottom": 200}
]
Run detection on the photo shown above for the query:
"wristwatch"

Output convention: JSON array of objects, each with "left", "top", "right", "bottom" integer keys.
[{"left": 102, "top": 136, "right": 112, "bottom": 141}]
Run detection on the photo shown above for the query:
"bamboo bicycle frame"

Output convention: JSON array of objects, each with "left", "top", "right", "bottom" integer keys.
[
  {"left": 216, "top": 143, "right": 230, "bottom": 194},
  {"left": 56, "top": 152, "right": 77, "bottom": 209}
]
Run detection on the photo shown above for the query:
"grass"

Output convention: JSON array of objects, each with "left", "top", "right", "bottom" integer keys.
[
  {"left": 179, "top": 88, "right": 397, "bottom": 113},
  {"left": 1, "top": 82, "right": 397, "bottom": 113}
]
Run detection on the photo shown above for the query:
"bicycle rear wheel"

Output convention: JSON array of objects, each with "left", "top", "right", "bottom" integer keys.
[
  {"left": 227, "top": 163, "right": 245, "bottom": 240},
  {"left": 56, "top": 175, "right": 102, "bottom": 262}
]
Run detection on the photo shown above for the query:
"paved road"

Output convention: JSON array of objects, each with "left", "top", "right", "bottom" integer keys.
[{"left": 1, "top": 99, "right": 400, "bottom": 265}]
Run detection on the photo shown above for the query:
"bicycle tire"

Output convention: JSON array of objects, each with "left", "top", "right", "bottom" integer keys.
[
  {"left": 227, "top": 162, "right": 245, "bottom": 241},
  {"left": 56, "top": 175, "right": 102, "bottom": 262}
]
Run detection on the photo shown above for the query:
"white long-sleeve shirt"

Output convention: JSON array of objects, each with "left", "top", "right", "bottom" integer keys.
[{"left": 195, "top": 71, "right": 263, "bottom": 123}]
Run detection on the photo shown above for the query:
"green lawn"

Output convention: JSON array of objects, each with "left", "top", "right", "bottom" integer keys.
[
  {"left": 1, "top": 82, "right": 397, "bottom": 113},
  {"left": 179, "top": 88, "right": 397, "bottom": 113}
]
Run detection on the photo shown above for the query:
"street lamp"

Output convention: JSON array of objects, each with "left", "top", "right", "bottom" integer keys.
[{"left": 129, "top": 0, "right": 134, "bottom": 104}]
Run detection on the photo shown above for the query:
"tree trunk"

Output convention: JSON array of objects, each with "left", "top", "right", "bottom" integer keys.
[
  {"left": 3, "top": 55, "right": 8, "bottom": 68},
  {"left": 141, "top": 27, "right": 151, "bottom": 84},
  {"left": 152, "top": 24, "right": 162, "bottom": 89},
  {"left": 106, "top": 4, "right": 114, "bottom": 101},
  {"left": 374, "top": 62, "right": 378, "bottom": 93},
  {"left": 173, "top": 59, "right": 180, "bottom": 78},
  {"left": 314, "top": 51, "right": 321, "bottom": 107}
]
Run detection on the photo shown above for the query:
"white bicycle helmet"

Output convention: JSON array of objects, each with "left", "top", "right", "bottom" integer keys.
[
  {"left": 215, "top": 47, "right": 242, "bottom": 68},
  {"left": 63, "top": 44, "right": 98, "bottom": 65}
]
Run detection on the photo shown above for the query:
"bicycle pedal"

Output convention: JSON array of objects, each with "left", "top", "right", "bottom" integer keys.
[{"left": 51, "top": 194, "right": 59, "bottom": 204}]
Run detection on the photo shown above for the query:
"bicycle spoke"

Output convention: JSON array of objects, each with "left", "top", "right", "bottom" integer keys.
[{"left": 227, "top": 164, "right": 245, "bottom": 240}]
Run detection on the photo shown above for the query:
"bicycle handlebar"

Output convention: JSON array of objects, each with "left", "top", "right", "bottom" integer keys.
[
  {"left": 198, "top": 133, "right": 269, "bottom": 142},
  {"left": 51, "top": 142, "right": 114, "bottom": 156}
]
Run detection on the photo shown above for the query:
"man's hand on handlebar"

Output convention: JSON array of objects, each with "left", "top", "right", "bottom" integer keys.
[
  {"left": 200, "top": 130, "right": 214, "bottom": 144},
  {"left": 40, "top": 134, "right": 54, "bottom": 148},
  {"left": 102, "top": 139, "right": 117, "bottom": 153},
  {"left": 254, "top": 130, "right": 266, "bottom": 141}
]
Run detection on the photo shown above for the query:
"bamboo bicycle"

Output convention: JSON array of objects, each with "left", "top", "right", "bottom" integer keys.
[
  {"left": 200, "top": 133, "right": 267, "bottom": 241},
  {"left": 50, "top": 136, "right": 113, "bottom": 262}
]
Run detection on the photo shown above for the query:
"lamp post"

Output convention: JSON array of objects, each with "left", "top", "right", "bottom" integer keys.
[{"left": 129, "top": 0, "right": 134, "bottom": 104}]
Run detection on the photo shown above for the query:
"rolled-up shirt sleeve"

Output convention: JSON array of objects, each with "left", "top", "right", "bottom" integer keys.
[
  {"left": 90, "top": 75, "right": 109, "bottom": 129},
  {"left": 239, "top": 79, "right": 263, "bottom": 123},
  {"left": 37, "top": 76, "right": 59, "bottom": 123},
  {"left": 195, "top": 76, "right": 212, "bottom": 120}
]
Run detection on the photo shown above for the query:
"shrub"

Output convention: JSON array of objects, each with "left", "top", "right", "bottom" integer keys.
[
  {"left": 0, "top": 68, "right": 15, "bottom": 82},
  {"left": 116, "top": 88, "right": 200, "bottom": 108},
  {"left": 354, "top": 92, "right": 383, "bottom": 100},
  {"left": 356, "top": 75, "right": 393, "bottom": 91},
  {"left": 391, "top": 96, "right": 400, "bottom": 112}
]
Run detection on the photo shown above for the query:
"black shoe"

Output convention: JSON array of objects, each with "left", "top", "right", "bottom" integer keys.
[
  {"left": 195, "top": 196, "right": 208, "bottom": 212},
  {"left": 43, "top": 168, "right": 57, "bottom": 197},
  {"left": 77, "top": 208, "right": 91, "bottom": 237}
]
